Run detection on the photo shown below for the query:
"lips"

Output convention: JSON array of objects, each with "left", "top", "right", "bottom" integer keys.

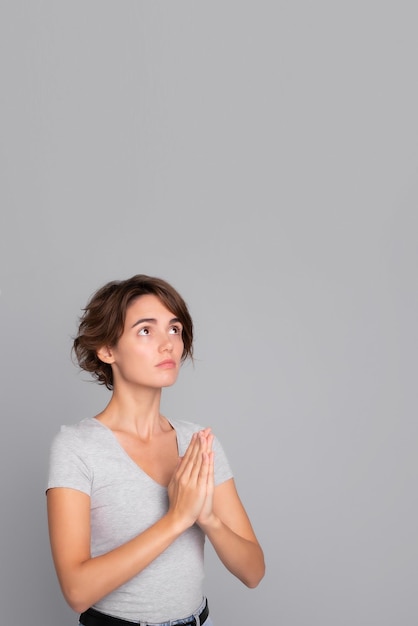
[{"left": 156, "top": 359, "right": 176, "bottom": 369}]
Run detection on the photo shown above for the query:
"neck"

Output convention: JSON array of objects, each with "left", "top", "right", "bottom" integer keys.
[{"left": 97, "top": 384, "right": 166, "bottom": 439}]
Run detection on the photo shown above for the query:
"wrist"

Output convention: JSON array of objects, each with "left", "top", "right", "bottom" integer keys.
[
  {"left": 165, "top": 508, "right": 195, "bottom": 535},
  {"left": 163, "top": 510, "right": 188, "bottom": 537},
  {"left": 197, "top": 513, "right": 221, "bottom": 533}
]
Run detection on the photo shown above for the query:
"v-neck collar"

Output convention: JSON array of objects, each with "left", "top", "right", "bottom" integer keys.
[{"left": 89, "top": 416, "right": 180, "bottom": 489}]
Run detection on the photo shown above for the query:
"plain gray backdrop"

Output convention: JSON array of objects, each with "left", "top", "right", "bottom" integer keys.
[{"left": 1, "top": 2, "right": 417, "bottom": 625}]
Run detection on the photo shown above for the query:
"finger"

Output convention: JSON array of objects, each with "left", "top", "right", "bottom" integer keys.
[
  {"left": 175, "top": 434, "right": 196, "bottom": 480},
  {"left": 206, "top": 433, "right": 214, "bottom": 453},
  {"left": 199, "top": 428, "right": 212, "bottom": 449},
  {"left": 181, "top": 432, "right": 202, "bottom": 467},
  {"left": 207, "top": 450, "right": 214, "bottom": 487},
  {"left": 177, "top": 432, "right": 203, "bottom": 481},
  {"left": 188, "top": 433, "right": 207, "bottom": 483},
  {"left": 198, "top": 432, "right": 213, "bottom": 461},
  {"left": 196, "top": 450, "right": 210, "bottom": 488},
  {"left": 182, "top": 432, "right": 198, "bottom": 460}
]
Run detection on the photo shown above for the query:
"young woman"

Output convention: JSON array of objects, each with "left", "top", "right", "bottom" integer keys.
[{"left": 47, "top": 274, "right": 265, "bottom": 626}]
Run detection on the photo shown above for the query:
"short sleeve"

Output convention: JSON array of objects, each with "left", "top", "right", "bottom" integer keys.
[{"left": 46, "top": 425, "right": 92, "bottom": 495}]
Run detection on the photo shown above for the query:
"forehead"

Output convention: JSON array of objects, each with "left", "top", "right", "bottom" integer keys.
[{"left": 125, "top": 294, "right": 175, "bottom": 321}]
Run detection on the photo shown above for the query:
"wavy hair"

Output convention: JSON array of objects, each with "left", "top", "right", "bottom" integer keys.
[{"left": 73, "top": 275, "right": 194, "bottom": 390}]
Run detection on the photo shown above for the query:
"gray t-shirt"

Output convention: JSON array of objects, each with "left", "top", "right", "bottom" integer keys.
[{"left": 47, "top": 417, "right": 233, "bottom": 622}]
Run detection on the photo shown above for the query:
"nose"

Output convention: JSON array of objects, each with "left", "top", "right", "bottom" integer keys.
[{"left": 159, "top": 332, "right": 173, "bottom": 353}]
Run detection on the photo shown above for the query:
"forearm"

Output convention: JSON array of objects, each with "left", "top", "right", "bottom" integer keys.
[
  {"left": 57, "top": 512, "right": 186, "bottom": 613},
  {"left": 200, "top": 515, "right": 265, "bottom": 588}
]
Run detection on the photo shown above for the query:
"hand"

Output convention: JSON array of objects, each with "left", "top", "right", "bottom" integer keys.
[
  {"left": 196, "top": 431, "right": 216, "bottom": 528},
  {"left": 167, "top": 430, "right": 211, "bottom": 529}
]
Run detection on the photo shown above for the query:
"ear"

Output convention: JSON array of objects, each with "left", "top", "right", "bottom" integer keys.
[{"left": 96, "top": 346, "right": 115, "bottom": 364}]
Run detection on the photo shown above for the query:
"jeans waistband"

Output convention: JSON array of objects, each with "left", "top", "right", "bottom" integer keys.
[{"left": 79, "top": 598, "right": 209, "bottom": 626}]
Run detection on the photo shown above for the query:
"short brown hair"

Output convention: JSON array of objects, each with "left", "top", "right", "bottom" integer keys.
[{"left": 73, "top": 274, "right": 194, "bottom": 390}]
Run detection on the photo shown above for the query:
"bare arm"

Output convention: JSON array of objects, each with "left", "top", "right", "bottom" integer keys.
[
  {"left": 199, "top": 477, "right": 265, "bottom": 588},
  {"left": 197, "top": 436, "right": 265, "bottom": 588},
  {"left": 47, "top": 432, "right": 209, "bottom": 613}
]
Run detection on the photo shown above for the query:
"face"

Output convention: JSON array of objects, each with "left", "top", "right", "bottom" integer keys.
[{"left": 97, "top": 294, "right": 184, "bottom": 390}]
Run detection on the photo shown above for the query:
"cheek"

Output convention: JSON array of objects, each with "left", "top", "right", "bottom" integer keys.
[{"left": 118, "top": 341, "right": 148, "bottom": 361}]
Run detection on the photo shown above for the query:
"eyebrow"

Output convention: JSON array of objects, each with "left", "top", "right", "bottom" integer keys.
[{"left": 131, "top": 317, "right": 181, "bottom": 329}]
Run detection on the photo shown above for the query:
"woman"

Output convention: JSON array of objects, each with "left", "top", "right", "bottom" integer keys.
[{"left": 47, "top": 274, "right": 265, "bottom": 626}]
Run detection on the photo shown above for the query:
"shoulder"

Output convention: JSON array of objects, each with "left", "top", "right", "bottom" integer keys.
[
  {"left": 49, "top": 417, "right": 103, "bottom": 451},
  {"left": 47, "top": 418, "right": 100, "bottom": 492}
]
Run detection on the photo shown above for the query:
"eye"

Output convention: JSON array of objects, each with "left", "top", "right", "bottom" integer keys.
[
  {"left": 169, "top": 325, "right": 182, "bottom": 335},
  {"left": 138, "top": 327, "right": 150, "bottom": 336}
]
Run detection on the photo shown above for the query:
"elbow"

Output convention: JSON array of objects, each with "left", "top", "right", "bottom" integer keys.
[
  {"left": 245, "top": 569, "right": 265, "bottom": 589},
  {"left": 246, "top": 576, "right": 263, "bottom": 589},
  {"left": 62, "top": 585, "right": 92, "bottom": 614},
  {"left": 66, "top": 597, "right": 91, "bottom": 615},
  {"left": 243, "top": 558, "right": 266, "bottom": 589}
]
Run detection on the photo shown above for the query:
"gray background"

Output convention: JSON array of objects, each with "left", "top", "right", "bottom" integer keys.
[{"left": 1, "top": 2, "right": 417, "bottom": 625}]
